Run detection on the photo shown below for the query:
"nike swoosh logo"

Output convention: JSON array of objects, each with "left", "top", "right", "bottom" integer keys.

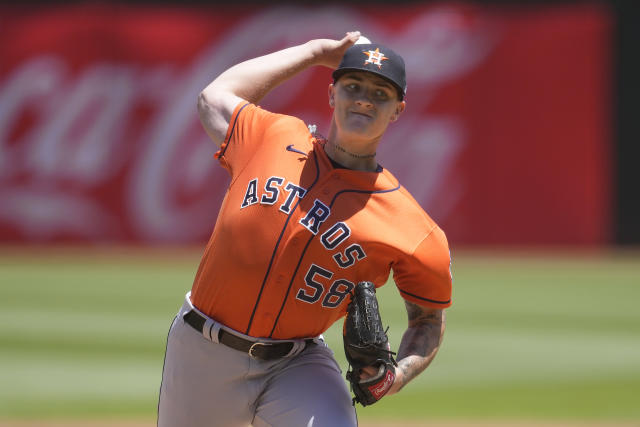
[{"left": 286, "top": 144, "right": 308, "bottom": 156}]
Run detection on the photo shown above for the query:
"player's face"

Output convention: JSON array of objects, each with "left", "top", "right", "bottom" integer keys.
[{"left": 329, "top": 71, "right": 405, "bottom": 143}]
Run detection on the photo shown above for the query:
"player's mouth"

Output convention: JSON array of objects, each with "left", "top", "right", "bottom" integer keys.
[{"left": 349, "top": 110, "right": 373, "bottom": 119}]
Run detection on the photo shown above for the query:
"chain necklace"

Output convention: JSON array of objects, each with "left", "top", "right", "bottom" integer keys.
[
  {"left": 332, "top": 142, "right": 376, "bottom": 159},
  {"left": 309, "top": 125, "right": 376, "bottom": 160}
]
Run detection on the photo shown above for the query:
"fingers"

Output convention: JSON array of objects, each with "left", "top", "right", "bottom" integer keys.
[
  {"left": 359, "top": 364, "right": 384, "bottom": 381},
  {"left": 342, "top": 30, "right": 361, "bottom": 46},
  {"left": 313, "top": 31, "right": 360, "bottom": 69}
]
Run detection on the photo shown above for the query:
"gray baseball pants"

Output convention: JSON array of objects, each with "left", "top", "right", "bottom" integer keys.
[{"left": 157, "top": 294, "right": 357, "bottom": 427}]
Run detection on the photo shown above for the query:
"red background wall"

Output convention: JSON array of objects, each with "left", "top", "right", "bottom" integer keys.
[{"left": 0, "top": 3, "right": 612, "bottom": 245}]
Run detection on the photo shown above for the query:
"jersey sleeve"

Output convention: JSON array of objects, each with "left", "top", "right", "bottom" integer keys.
[
  {"left": 214, "top": 101, "right": 281, "bottom": 177},
  {"left": 392, "top": 225, "right": 453, "bottom": 309}
]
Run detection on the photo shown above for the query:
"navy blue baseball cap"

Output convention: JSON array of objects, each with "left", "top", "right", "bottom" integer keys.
[{"left": 332, "top": 42, "right": 407, "bottom": 100}]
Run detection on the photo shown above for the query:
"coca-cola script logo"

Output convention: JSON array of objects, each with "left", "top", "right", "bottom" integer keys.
[{"left": 0, "top": 6, "right": 495, "bottom": 243}]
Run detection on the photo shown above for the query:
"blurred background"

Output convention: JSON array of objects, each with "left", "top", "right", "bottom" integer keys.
[{"left": 0, "top": 0, "right": 639, "bottom": 426}]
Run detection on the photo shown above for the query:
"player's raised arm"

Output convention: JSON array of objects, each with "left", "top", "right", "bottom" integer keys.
[{"left": 197, "top": 31, "right": 361, "bottom": 147}]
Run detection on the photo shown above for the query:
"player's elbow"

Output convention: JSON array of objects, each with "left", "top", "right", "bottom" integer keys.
[
  {"left": 197, "top": 84, "right": 242, "bottom": 147},
  {"left": 196, "top": 90, "right": 215, "bottom": 129},
  {"left": 197, "top": 85, "right": 236, "bottom": 119},
  {"left": 197, "top": 90, "right": 226, "bottom": 147},
  {"left": 197, "top": 90, "right": 216, "bottom": 117}
]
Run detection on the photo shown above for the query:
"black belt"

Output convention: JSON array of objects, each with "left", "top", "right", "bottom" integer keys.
[{"left": 183, "top": 310, "right": 314, "bottom": 361}]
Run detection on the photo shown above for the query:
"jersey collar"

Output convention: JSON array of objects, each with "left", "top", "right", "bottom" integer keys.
[{"left": 312, "top": 137, "right": 400, "bottom": 192}]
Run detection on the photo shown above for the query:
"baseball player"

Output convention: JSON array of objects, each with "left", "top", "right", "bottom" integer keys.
[{"left": 157, "top": 31, "right": 452, "bottom": 427}]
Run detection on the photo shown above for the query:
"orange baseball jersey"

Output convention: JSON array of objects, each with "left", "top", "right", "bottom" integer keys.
[{"left": 191, "top": 101, "right": 452, "bottom": 340}]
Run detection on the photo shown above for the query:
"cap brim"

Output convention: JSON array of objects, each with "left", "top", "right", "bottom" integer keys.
[{"left": 332, "top": 67, "right": 405, "bottom": 100}]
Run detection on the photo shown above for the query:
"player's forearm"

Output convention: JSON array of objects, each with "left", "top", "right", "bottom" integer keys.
[
  {"left": 390, "top": 305, "right": 445, "bottom": 394},
  {"left": 201, "top": 32, "right": 359, "bottom": 105},
  {"left": 196, "top": 33, "right": 359, "bottom": 146},
  {"left": 202, "top": 41, "right": 318, "bottom": 104}
]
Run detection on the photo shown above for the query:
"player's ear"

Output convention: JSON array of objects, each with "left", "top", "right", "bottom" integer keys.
[
  {"left": 328, "top": 84, "right": 335, "bottom": 108},
  {"left": 390, "top": 101, "right": 406, "bottom": 122}
]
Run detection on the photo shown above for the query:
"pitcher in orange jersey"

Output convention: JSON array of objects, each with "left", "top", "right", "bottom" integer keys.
[{"left": 158, "top": 31, "right": 452, "bottom": 427}]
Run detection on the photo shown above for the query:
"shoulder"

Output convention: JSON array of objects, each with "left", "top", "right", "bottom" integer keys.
[
  {"left": 222, "top": 102, "right": 313, "bottom": 152},
  {"left": 236, "top": 103, "right": 311, "bottom": 137},
  {"left": 381, "top": 168, "right": 439, "bottom": 229},
  {"left": 372, "top": 168, "right": 449, "bottom": 262}
]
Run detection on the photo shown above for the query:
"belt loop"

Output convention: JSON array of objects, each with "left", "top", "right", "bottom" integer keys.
[
  {"left": 210, "top": 322, "right": 221, "bottom": 344},
  {"left": 201, "top": 317, "right": 220, "bottom": 344},
  {"left": 284, "top": 340, "right": 305, "bottom": 358}
]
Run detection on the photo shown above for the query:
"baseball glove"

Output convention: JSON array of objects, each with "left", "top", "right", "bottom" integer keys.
[{"left": 343, "top": 281, "right": 397, "bottom": 406}]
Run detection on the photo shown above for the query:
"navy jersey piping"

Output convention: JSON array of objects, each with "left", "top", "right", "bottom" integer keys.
[
  {"left": 398, "top": 288, "right": 451, "bottom": 305},
  {"left": 268, "top": 183, "right": 401, "bottom": 338},
  {"left": 286, "top": 144, "right": 308, "bottom": 156},
  {"left": 219, "top": 102, "right": 250, "bottom": 158},
  {"left": 245, "top": 150, "right": 320, "bottom": 336}
]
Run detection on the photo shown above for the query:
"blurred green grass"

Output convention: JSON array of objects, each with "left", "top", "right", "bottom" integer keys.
[{"left": 0, "top": 248, "right": 639, "bottom": 422}]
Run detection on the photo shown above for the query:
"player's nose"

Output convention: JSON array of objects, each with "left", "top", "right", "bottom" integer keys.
[{"left": 355, "top": 96, "right": 374, "bottom": 108}]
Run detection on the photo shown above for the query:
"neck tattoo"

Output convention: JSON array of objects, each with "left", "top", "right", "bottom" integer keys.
[{"left": 332, "top": 142, "right": 376, "bottom": 159}]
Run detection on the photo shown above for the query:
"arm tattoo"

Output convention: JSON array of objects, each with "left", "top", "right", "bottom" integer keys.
[{"left": 395, "top": 301, "right": 445, "bottom": 390}]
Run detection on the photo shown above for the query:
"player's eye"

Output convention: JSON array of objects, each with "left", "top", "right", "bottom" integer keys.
[
  {"left": 374, "top": 89, "right": 389, "bottom": 100},
  {"left": 346, "top": 83, "right": 359, "bottom": 91}
]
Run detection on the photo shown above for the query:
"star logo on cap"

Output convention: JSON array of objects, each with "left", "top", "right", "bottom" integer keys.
[{"left": 363, "top": 48, "right": 389, "bottom": 69}]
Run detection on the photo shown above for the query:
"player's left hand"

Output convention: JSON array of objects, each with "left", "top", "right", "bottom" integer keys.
[{"left": 343, "top": 281, "right": 397, "bottom": 406}]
